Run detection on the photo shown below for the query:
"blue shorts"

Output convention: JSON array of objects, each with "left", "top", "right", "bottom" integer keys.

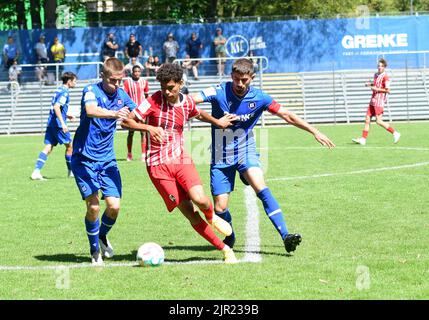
[
  {"left": 44, "top": 126, "right": 71, "bottom": 146},
  {"left": 210, "top": 153, "right": 261, "bottom": 196},
  {"left": 71, "top": 154, "right": 122, "bottom": 200}
]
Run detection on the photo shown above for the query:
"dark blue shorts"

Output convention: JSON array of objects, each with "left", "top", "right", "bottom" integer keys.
[
  {"left": 71, "top": 154, "right": 122, "bottom": 200},
  {"left": 210, "top": 153, "right": 261, "bottom": 196},
  {"left": 44, "top": 126, "right": 71, "bottom": 146}
]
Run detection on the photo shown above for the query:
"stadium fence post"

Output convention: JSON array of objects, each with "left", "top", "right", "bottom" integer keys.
[
  {"left": 259, "top": 57, "right": 265, "bottom": 127},
  {"left": 39, "top": 81, "right": 43, "bottom": 134},
  {"left": 405, "top": 58, "right": 410, "bottom": 122},
  {"left": 332, "top": 61, "right": 337, "bottom": 124}
]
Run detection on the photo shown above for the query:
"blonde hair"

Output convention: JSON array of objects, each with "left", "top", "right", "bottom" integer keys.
[{"left": 102, "top": 57, "right": 124, "bottom": 76}]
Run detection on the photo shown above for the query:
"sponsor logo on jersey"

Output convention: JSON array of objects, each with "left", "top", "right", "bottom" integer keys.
[{"left": 248, "top": 102, "right": 256, "bottom": 110}]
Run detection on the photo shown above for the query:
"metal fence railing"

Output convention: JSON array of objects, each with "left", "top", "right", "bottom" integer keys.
[{"left": 2, "top": 57, "right": 429, "bottom": 135}]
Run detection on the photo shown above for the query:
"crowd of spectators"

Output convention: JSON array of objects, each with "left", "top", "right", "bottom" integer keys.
[
  {"left": 100, "top": 28, "right": 229, "bottom": 79},
  {"left": 2, "top": 27, "right": 235, "bottom": 86}
]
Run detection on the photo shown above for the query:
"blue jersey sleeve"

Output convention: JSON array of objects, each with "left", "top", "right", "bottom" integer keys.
[
  {"left": 82, "top": 85, "right": 98, "bottom": 106},
  {"left": 120, "top": 90, "right": 137, "bottom": 111},
  {"left": 53, "top": 90, "right": 68, "bottom": 107},
  {"left": 260, "top": 92, "right": 274, "bottom": 110},
  {"left": 199, "top": 86, "right": 219, "bottom": 103}
]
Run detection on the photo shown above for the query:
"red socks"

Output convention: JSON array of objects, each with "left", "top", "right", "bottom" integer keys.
[
  {"left": 200, "top": 202, "right": 214, "bottom": 221},
  {"left": 362, "top": 130, "right": 369, "bottom": 139},
  {"left": 387, "top": 127, "right": 395, "bottom": 134},
  {"left": 191, "top": 218, "right": 225, "bottom": 250},
  {"left": 127, "top": 143, "right": 132, "bottom": 154}
]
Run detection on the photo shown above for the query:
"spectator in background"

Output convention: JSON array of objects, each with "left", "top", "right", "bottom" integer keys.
[
  {"left": 248, "top": 50, "right": 259, "bottom": 73},
  {"left": 162, "top": 33, "right": 179, "bottom": 63},
  {"left": 213, "top": 27, "right": 227, "bottom": 76},
  {"left": 3, "top": 36, "right": 19, "bottom": 70},
  {"left": 181, "top": 54, "right": 193, "bottom": 77},
  {"left": 51, "top": 37, "right": 66, "bottom": 75},
  {"left": 124, "top": 57, "right": 143, "bottom": 77},
  {"left": 8, "top": 59, "right": 22, "bottom": 89},
  {"left": 186, "top": 32, "right": 203, "bottom": 80},
  {"left": 125, "top": 33, "right": 143, "bottom": 63},
  {"left": 144, "top": 55, "right": 161, "bottom": 77},
  {"left": 35, "top": 35, "right": 49, "bottom": 63},
  {"left": 35, "top": 35, "right": 49, "bottom": 83},
  {"left": 102, "top": 32, "right": 119, "bottom": 61}
]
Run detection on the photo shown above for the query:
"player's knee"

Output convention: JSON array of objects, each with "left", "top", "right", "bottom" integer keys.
[
  {"left": 106, "top": 203, "right": 120, "bottom": 216},
  {"left": 376, "top": 118, "right": 383, "bottom": 125},
  {"left": 87, "top": 203, "right": 100, "bottom": 215},
  {"left": 192, "top": 193, "right": 208, "bottom": 208},
  {"left": 214, "top": 202, "right": 228, "bottom": 213}
]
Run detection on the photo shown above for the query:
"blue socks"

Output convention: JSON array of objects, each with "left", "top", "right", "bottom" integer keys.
[
  {"left": 257, "top": 187, "right": 288, "bottom": 239},
  {"left": 65, "top": 154, "right": 72, "bottom": 171},
  {"left": 34, "top": 152, "right": 48, "bottom": 170},
  {"left": 99, "top": 212, "right": 116, "bottom": 238},
  {"left": 216, "top": 209, "right": 235, "bottom": 246},
  {"left": 85, "top": 218, "right": 100, "bottom": 254}
]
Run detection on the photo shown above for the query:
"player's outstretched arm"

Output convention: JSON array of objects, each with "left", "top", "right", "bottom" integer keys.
[
  {"left": 276, "top": 107, "right": 336, "bottom": 149},
  {"left": 85, "top": 103, "right": 130, "bottom": 119},
  {"left": 121, "top": 112, "right": 164, "bottom": 143},
  {"left": 195, "top": 109, "right": 236, "bottom": 129}
]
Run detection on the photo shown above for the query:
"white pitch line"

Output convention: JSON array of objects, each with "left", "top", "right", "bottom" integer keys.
[
  {"left": 257, "top": 146, "right": 429, "bottom": 151},
  {"left": 266, "top": 161, "right": 429, "bottom": 182},
  {"left": 0, "top": 258, "right": 260, "bottom": 271},
  {"left": 242, "top": 186, "right": 262, "bottom": 263}
]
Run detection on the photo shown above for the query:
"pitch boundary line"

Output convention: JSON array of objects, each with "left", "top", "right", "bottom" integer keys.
[
  {"left": 243, "top": 186, "right": 262, "bottom": 263},
  {"left": 257, "top": 146, "right": 429, "bottom": 151},
  {"left": 0, "top": 188, "right": 263, "bottom": 271},
  {"left": 0, "top": 258, "right": 261, "bottom": 272},
  {"left": 266, "top": 161, "right": 429, "bottom": 182}
]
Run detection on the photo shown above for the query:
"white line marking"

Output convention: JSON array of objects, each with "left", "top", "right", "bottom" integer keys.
[
  {"left": 267, "top": 161, "right": 429, "bottom": 182},
  {"left": 257, "top": 146, "right": 429, "bottom": 151},
  {"left": 0, "top": 258, "right": 260, "bottom": 271},
  {"left": 243, "top": 186, "right": 262, "bottom": 263}
]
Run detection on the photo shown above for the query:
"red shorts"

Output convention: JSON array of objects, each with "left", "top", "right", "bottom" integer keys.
[
  {"left": 366, "top": 105, "right": 384, "bottom": 117},
  {"left": 147, "top": 153, "right": 202, "bottom": 212}
]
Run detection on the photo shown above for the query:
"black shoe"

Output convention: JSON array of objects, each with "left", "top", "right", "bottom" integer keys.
[
  {"left": 223, "top": 233, "right": 236, "bottom": 249},
  {"left": 283, "top": 233, "right": 302, "bottom": 253}
]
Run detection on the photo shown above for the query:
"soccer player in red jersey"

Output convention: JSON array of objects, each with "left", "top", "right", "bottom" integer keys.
[
  {"left": 123, "top": 65, "right": 150, "bottom": 161},
  {"left": 122, "top": 63, "right": 239, "bottom": 263},
  {"left": 352, "top": 58, "right": 401, "bottom": 145}
]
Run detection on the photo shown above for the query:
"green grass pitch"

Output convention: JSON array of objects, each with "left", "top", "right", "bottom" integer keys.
[{"left": 0, "top": 122, "right": 428, "bottom": 299}]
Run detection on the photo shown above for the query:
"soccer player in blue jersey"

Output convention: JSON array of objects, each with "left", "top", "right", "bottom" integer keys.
[
  {"left": 192, "top": 58, "right": 335, "bottom": 254},
  {"left": 31, "top": 72, "right": 77, "bottom": 180},
  {"left": 71, "top": 58, "right": 134, "bottom": 266}
]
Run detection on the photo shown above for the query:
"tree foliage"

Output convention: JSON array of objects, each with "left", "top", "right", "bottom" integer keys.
[{"left": 1, "top": 0, "right": 429, "bottom": 30}]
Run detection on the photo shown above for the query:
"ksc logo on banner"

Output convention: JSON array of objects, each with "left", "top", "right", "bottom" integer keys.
[
  {"left": 226, "top": 35, "right": 250, "bottom": 57},
  {"left": 225, "top": 35, "right": 267, "bottom": 57}
]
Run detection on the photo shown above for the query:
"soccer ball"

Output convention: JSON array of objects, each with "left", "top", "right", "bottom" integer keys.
[{"left": 136, "top": 242, "right": 165, "bottom": 267}]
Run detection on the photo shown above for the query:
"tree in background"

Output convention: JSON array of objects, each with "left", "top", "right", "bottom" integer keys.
[
  {"left": 0, "top": 0, "right": 85, "bottom": 30},
  {"left": 2, "top": 0, "right": 429, "bottom": 30}
]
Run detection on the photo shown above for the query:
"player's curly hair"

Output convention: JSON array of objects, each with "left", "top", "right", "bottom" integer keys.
[
  {"left": 156, "top": 63, "right": 183, "bottom": 83},
  {"left": 379, "top": 58, "right": 388, "bottom": 67}
]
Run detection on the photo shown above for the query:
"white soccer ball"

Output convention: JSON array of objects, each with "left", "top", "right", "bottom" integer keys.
[{"left": 136, "top": 242, "right": 165, "bottom": 267}]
